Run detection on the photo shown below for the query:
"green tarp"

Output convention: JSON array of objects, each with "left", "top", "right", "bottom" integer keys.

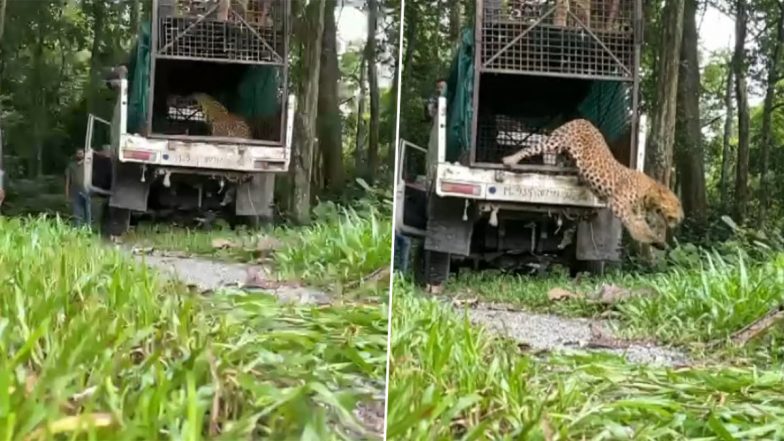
[
  {"left": 444, "top": 28, "right": 631, "bottom": 162},
  {"left": 126, "top": 21, "right": 281, "bottom": 134}
]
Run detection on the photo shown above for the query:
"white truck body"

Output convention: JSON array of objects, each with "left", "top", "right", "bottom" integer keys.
[{"left": 86, "top": 78, "right": 295, "bottom": 175}]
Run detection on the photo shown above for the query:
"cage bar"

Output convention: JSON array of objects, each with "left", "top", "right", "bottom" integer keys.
[
  {"left": 469, "top": 0, "right": 642, "bottom": 171},
  {"left": 155, "top": 0, "right": 286, "bottom": 65},
  {"left": 479, "top": 0, "right": 636, "bottom": 79}
]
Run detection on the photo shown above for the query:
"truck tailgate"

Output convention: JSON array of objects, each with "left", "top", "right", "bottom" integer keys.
[{"left": 435, "top": 163, "right": 604, "bottom": 208}]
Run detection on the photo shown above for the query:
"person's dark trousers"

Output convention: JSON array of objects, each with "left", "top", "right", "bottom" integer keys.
[
  {"left": 394, "top": 232, "right": 411, "bottom": 273},
  {"left": 72, "top": 191, "right": 92, "bottom": 227}
]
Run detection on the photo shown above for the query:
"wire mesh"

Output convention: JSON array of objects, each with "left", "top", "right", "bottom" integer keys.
[
  {"left": 156, "top": 0, "right": 285, "bottom": 64},
  {"left": 473, "top": 79, "right": 632, "bottom": 168},
  {"left": 480, "top": 0, "right": 635, "bottom": 79},
  {"left": 152, "top": 94, "right": 283, "bottom": 142}
]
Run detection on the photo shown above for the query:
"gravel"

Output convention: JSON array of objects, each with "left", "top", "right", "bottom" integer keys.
[
  {"left": 135, "top": 254, "right": 332, "bottom": 305},
  {"left": 456, "top": 303, "right": 690, "bottom": 367},
  {"left": 130, "top": 252, "right": 384, "bottom": 438}
]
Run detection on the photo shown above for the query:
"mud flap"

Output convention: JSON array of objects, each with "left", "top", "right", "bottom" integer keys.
[
  {"left": 424, "top": 194, "right": 475, "bottom": 257},
  {"left": 575, "top": 208, "right": 622, "bottom": 261},
  {"left": 109, "top": 162, "right": 149, "bottom": 212},
  {"left": 235, "top": 173, "right": 274, "bottom": 219}
]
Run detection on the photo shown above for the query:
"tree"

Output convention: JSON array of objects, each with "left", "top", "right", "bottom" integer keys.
[
  {"left": 365, "top": 0, "right": 380, "bottom": 184},
  {"left": 674, "top": 0, "right": 706, "bottom": 221},
  {"left": 290, "top": 0, "right": 326, "bottom": 224},
  {"left": 720, "top": 63, "right": 734, "bottom": 209},
  {"left": 758, "top": 1, "right": 784, "bottom": 217},
  {"left": 645, "top": 0, "right": 685, "bottom": 186},
  {"left": 317, "top": 0, "right": 345, "bottom": 194},
  {"left": 355, "top": 55, "right": 367, "bottom": 175},
  {"left": 733, "top": 0, "right": 751, "bottom": 222}
]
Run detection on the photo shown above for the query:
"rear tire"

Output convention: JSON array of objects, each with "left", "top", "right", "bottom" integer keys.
[{"left": 100, "top": 204, "right": 131, "bottom": 237}]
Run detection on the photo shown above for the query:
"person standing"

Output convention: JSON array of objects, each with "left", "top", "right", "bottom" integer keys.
[{"left": 65, "top": 149, "right": 91, "bottom": 227}]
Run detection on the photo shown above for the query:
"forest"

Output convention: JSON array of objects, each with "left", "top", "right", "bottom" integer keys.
[
  {"left": 0, "top": 0, "right": 400, "bottom": 222},
  {"left": 388, "top": 0, "right": 784, "bottom": 438}
]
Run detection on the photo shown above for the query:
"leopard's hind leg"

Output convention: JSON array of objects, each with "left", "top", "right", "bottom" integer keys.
[{"left": 501, "top": 134, "right": 563, "bottom": 168}]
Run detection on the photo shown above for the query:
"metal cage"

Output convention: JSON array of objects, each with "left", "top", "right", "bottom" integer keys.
[
  {"left": 469, "top": 0, "right": 642, "bottom": 171},
  {"left": 477, "top": 0, "right": 640, "bottom": 80},
  {"left": 154, "top": 0, "right": 288, "bottom": 65},
  {"left": 147, "top": 0, "right": 290, "bottom": 146}
]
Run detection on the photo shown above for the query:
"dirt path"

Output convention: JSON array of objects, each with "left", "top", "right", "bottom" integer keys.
[
  {"left": 129, "top": 251, "right": 385, "bottom": 438},
  {"left": 442, "top": 298, "right": 690, "bottom": 367}
]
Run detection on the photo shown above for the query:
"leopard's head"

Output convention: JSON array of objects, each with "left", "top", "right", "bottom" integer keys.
[{"left": 646, "top": 181, "right": 684, "bottom": 229}]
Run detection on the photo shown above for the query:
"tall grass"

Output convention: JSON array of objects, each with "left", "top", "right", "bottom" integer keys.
[
  {"left": 275, "top": 207, "right": 392, "bottom": 288},
  {"left": 388, "top": 278, "right": 784, "bottom": 440},
  {"left": 448, "top": 249, "right": 784, "bottom": 348},
  {"left": 0, "top": 217, "right": 387, "bottom": 439}
]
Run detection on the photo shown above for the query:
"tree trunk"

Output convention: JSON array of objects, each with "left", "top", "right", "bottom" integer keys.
[
  {"left": 0, "top": 0, "right": 7, "bottom": 172},
  {"left": 130, "top": 0, "right": 140, "bottom": 33},
  {"left": 733, "top": 0, "right": 750, "bottom": 222},
  {"left": 355, "top": 55, "right": 367, "bottom": 175},
  {"left": 366, "top": 0, "right": 380, "bottom": 184},
  {"left": 720, "top": 63, "right": 734, "bottom": 210},
  {"left": 674, "top": 0, "right": 706, "bottom": 221},
  {"left": 759, "top": 3, "right": 784, "bottom": 218},
  {"left": 449, "top": 0, "right": 461, "bottom": 44},
  {"left": 290, "top": 0, "right": 326, "bottom": 224},
  {"left": 88, "top": 0, "right": 106, "bottom": 112},
  {"left": 644, "top": 0, "right": 684, "bottom": 185},
  {"left": 0, "top": 0, "right": 7, "bottom": 47},
  {"left": 317, "top": 0, "right": 345, "bottom": 195}
]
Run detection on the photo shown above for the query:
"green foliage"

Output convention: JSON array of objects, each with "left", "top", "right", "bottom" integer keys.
[
  {"left": 388, "top": 278, "right": 784, "bottom": 440},
  {"left": 276, "top": 204, "right": 392, "bottom": 288},
  {"left": 0, "top": 216, "right": 387, "bottom": 439}
]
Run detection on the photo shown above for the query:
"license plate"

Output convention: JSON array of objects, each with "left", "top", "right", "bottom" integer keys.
[
  {"left": 167, "top": 152, "right": 244, "bottom": 168},
  {"left": 496, "top": 183, "right": 594, "bottom": 205}
]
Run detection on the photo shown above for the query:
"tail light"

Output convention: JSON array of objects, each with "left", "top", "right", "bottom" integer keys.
[
  {"left": 122, "top": 149, "right": 155, "bottom": 161},
  {"left": 440, "top": 181, "right": 481, "bottom": 196}
]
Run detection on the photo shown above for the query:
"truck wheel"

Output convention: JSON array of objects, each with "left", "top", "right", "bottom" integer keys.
[
  {"left": 424, "top": 250, "right": 451, "bottom": 288},
  {"left": 229, "top": 214, "right": 271, "bottom": 230},
  {"left": 571, "top": 259, "right": 618, "bottom": 277},
  {"left": 101, "top": 205, "right": 131, "bottom": 237}
]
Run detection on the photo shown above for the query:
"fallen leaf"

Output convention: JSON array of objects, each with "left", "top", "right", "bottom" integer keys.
[
  {"left": 255, "top": 235, "right": 284, "bottom": 252},
  {"left": 244, "top": 266, "right": 282, "bottom": 289},
  {"left": 587, "top": 323, "right": 630, "bottom": 349},
  {"left": 541, "top": 415, "right": 555, "bottom": 441},
  {"left": 591, "top": 284, "right": 655, "bottom": 305},
  {"left": 547, "top": 287, "right": 582, "bottom": 301},
  {"left": 451, "top": 297, "right": 480, "bottom": 308},
  {"left": 211, "top": 238, "right": 237, "bottom": 249},
  {"left": 25, "top": 413, "right": 115, "bottom": 440}
]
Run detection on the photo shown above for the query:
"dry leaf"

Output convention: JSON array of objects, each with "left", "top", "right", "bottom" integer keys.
[
  {"left": 451, "top": 297, "right": 480, "bottom": 308},
  {"left": 547, "top": 287, "right": 582, "bottom": 301},
  {"left": 211, "top": 238, "right": 237, "bottom": 249},
  {"left": 255, "top": 235, "right": 284, "bottom": 252},
  {"left": 26, "top": 413, "right": 115, "bottom": 440},
  {"left": 591, "top": 284, "right": 654, "bottom": 305},
  {"left": 244, "top": 266, "right": 282, "bottom": 289},
  {"left": 541, "top": 415, "right": 555, "bottom": 441}
]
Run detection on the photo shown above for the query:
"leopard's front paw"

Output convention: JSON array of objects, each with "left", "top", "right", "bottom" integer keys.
[{"left": 501, "top": 155, "right": 518, "bottom": 168}]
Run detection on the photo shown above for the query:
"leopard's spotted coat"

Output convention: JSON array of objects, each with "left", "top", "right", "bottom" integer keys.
[{"left": 502, "top": 118, "right": 683, "bottom": 248}]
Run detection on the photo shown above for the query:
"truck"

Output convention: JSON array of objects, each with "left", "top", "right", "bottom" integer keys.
[
  {"left": 396, "top": 0, "right": 646, "bottom": 286},
  {"left": 83, "top": 0, "right": 294, "bottom": 236}
]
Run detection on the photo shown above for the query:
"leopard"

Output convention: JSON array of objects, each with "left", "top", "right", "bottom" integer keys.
[
  {"left": 501, "top": 118, "right": 683, "bottom": 249},
  {"left": 191, "top": 93, "right": 252, "bottom": 139}
]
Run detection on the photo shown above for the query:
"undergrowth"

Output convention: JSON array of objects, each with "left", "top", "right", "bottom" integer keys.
[
  {"left": 0, "top": 217, "right": 387, "bottom": 440},
  {"left": 123, "top": 199, "right": 392, "bottom": 291},
  {"left": 446, "top": 223, "right": 784, "bottom": 350},
  {"left": 387, "top": 278, "right": 784, "bottom": 440}
]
